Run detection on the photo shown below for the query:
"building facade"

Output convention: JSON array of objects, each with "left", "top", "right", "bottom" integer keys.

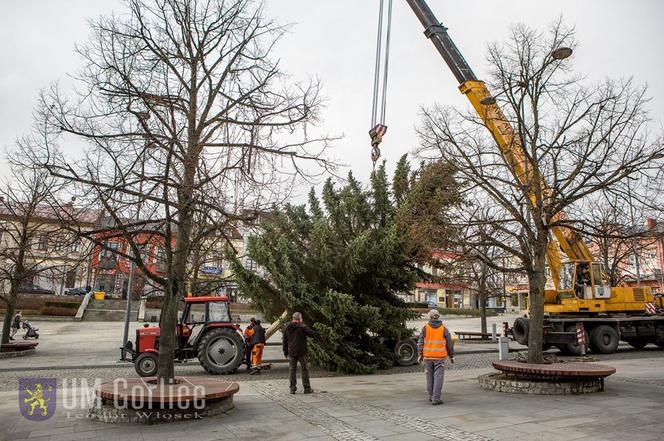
[{"left": 0, "top": 202, "right": 98, "bottom": 296}]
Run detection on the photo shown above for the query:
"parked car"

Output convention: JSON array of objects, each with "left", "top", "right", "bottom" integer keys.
[
  {"left": 64, "top": 286, "right": 91, "bottom": 296},
  {"left": 18, "top": 284, "right": 55, "bottom": 295},
  {"left": 426, "top": 301, "right": 438, "bottom": 309}
]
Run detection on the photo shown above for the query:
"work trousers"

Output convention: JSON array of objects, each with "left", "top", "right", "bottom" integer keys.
[
  {"left": 252, "top": 343, "right": 265, "bottom": 366},
  {"left": 423, "top": 358, "right": 446, "bottom": 401},
  {"left": 245, "top": 344, "right": 254, "bottom": 368},
  {"left": 289, "top": 355, "right": 311, "bottom": 392}
]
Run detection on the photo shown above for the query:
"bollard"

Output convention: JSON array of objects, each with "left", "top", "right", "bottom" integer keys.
[
  {"left": 498, "top": 336, "right": 510, "bottom": 360},
  {"left": 576, "top": 323, "right": 586, "bottom": 356},
  {"left": 492, "top": 323, "right": 497, "bottom": 341}
]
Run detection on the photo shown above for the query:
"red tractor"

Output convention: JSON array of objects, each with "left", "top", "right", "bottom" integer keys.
[{"left": 123, "top": 296, "right": 246, "bottom": 377}]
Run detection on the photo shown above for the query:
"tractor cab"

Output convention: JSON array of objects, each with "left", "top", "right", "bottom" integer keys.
[{"left": 124, "top": 296, "right": 246, "bottom": 377}]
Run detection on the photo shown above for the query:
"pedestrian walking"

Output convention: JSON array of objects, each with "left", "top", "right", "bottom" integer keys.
[
  {"left": 283, "top": 312, "right": 316, "bottom": 394},
  {"left": 417, "top": 309, "right": 455, "bottom": 405},
  {"left": 10, "top": 311, "right": 22, "bottom": 340}
]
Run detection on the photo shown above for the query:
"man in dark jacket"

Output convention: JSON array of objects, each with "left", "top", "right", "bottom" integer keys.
[
  {"left": 250, "top": 320, "right": 267, "bottom": 367},
  {"left": 282, "top": 312, "right": 316, "bottom": 394}
]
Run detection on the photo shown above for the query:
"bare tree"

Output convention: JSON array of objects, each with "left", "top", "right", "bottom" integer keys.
[
  {"left": 33, "top": 0, "right": 333, "bottom": 382},
  {"left": 417, "top": 21, "right": 664, "bottom": 363},
  {"left": 0, "top": 150, "right": 91, "bottom": 345}
]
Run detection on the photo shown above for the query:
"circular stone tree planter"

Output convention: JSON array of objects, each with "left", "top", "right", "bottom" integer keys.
[
  {"left": 478, "top": 360, "right": 616, "bottom": 395},
  {"left": 0, "top": 341, "right": 38, "bottom": 359},
  {"left": 89, "top": 377, "right": 239, "bottom": 424}
]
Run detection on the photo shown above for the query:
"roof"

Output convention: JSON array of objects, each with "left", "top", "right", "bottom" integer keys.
[
  {"left": 0, "top": 201, "right": 101, "bottom": 225},
  {"left": 184, "top": 296, "right": 229, "bottom": 303}
]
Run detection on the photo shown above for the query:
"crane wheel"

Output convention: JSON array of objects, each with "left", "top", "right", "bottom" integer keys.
[
  {"left": 394, "top": 338, "right": 418, "bottom": 366},
  {"left": 589, "top": 325, "right": 619, "bottom": 354},
  {"left": 512, "top": 317, "right": 529, "bottom": 346},
  {"left": 197, "top": 328, "right": 244, "bottom": 375}
]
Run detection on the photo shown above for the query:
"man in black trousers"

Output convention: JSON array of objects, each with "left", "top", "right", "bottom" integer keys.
[{"left": 283, "top": 311, "right": 316, "bottom": 394}]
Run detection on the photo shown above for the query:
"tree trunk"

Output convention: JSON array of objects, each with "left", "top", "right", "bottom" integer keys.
[
  {"left": 1, "top": 284, "right": 18, "bottom": 345},
  {"left": 479, "top": 292, "right": 487, "bottom": 335},
  {"left": 157, "top": 196, "right": 195, "bottom": 384},
  {"left": 479, "top": 268, "right": 488, "bottom": 335},
  {"left": 527, "top": 242, "right": 547, "bottom": 364}
]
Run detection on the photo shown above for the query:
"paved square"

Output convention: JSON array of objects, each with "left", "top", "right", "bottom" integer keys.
[{"left": 1, "top": 353, "right": 663, "bottom": 441}]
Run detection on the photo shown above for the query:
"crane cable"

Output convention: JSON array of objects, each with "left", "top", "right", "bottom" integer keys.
[{"left": 369, "top": 0, "right": 393, "bottom": 168}]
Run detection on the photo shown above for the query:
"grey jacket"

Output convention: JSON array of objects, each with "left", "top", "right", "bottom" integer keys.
[{"left": 417, "top": 319, "right": 454, "bottom": 358}]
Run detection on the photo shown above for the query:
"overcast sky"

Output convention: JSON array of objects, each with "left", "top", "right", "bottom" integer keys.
[{"left": 1, "top": 0, "right": 662, "bottom": 199}]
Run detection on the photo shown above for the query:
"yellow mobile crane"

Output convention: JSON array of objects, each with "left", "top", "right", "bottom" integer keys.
[{"left": 398, "top": 0, "right": 663, "bottom": 354}]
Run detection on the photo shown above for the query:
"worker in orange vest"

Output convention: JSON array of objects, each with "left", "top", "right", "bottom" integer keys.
[{"left": 417, "top": 309, "right": 455, "bottom": 405}]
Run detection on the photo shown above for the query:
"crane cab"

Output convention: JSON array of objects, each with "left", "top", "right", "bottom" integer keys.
[
  {"left": 546, "top": 260, "right": 655, "bottom": 314},
  {"left": 558, "top": 261, "right": 611, "bottom": 301}
]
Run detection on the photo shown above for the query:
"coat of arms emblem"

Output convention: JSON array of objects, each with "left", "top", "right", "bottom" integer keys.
[{"left": 19, "top": 378, "right": 56, "bottom": 421}]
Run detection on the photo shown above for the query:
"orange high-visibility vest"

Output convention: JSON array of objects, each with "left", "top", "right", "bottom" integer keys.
[{"left": 422, "top": 323, "right": 448, "bottom": 359}]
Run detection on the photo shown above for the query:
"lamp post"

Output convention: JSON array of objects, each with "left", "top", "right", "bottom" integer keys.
[
  {"left": 121, "top": 112, "right": 149, "bottom": 360},
  {"left": 626, "top": 177, "right": 641, "bottom": 286}
]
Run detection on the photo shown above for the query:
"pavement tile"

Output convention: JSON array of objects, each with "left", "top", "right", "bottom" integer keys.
[
  {"left": 512, "top": 422, "right": 554, "bottom": 434},
  {"left": 476, "top": 426, "right": 525, "bottom": 440},
  {"left": 27, "top": 426, "right": 75, "bottom": 438}
]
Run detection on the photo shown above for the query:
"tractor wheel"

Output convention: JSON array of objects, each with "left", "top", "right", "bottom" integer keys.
[
  {"left": 589, "top": 325, "right": 619, "bottom": 354},
  {"left": 563, "top": 324, "right": 589, "bottom": 356},
  {"left": 395, "top": 338, "right": 418, "bottom": 366},
  {"left": 625, "top": 339, "right": 648, "bottom": 350},
  {"left": 135, "top": 352, "right": 158, "bottom": 377},
  {"left": 512, "top": 317, "right": 529, "bottom": 346},
  {"left": 197, "top": 328, "right": 244, "bottom": 375}
]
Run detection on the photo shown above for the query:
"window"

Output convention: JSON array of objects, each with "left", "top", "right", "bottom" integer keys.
[
  {"left": 37, "top": 233, "right": 49, "bottom": 251},
  {"left": 452, "top": 290, "right": 463, "bottom": 308},
  {"left": 208, "top": 301, "right": 230, "bottom": 322},
  {"left": 186, "top": 303, "right": 206, "bottom": 324},
  {"left": 244, "top": 257, "right": 258, "bottom": 272},
  {"left": 66, "top": 269, "right": 77, "bottom": 288},
  {"left": 559, "top": 262, "right": 575, "bottom": 290},
  {"left": 71, "top": 240, "right": 81, "bottom": 253},
  {"left": 155, "top": 246, "right": 165, "bottom": 263},
  {"left": 101, "top": 241, "right": 119, "bottom": 258},
  {"left": 139, "top": 245, "right": 149, "bottom": 264}
]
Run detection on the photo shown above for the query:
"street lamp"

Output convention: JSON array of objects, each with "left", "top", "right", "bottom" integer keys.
[
  {"left": 551, "top": 47, "right": 573, "bottom": 60},
  {"left": 121, "top": 135, "right": 149, "bottom": 361}
]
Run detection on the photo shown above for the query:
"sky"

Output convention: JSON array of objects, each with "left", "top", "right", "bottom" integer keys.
[{"left": 1, "top": 0, "right": 663, "bottom": 200}]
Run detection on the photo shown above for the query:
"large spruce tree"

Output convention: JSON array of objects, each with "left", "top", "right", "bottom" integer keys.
[{"left": 232, "top": 157, "right": 460, "bottom": 373}]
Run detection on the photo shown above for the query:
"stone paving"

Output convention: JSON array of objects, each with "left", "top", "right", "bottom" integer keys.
[{"left": 0, "top": 353, "right": 663, "bottom": 441}]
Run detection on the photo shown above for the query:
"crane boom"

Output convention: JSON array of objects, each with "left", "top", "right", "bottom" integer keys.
[{"left": 403, "top": 0, "right": 596, "bottom": 289}]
